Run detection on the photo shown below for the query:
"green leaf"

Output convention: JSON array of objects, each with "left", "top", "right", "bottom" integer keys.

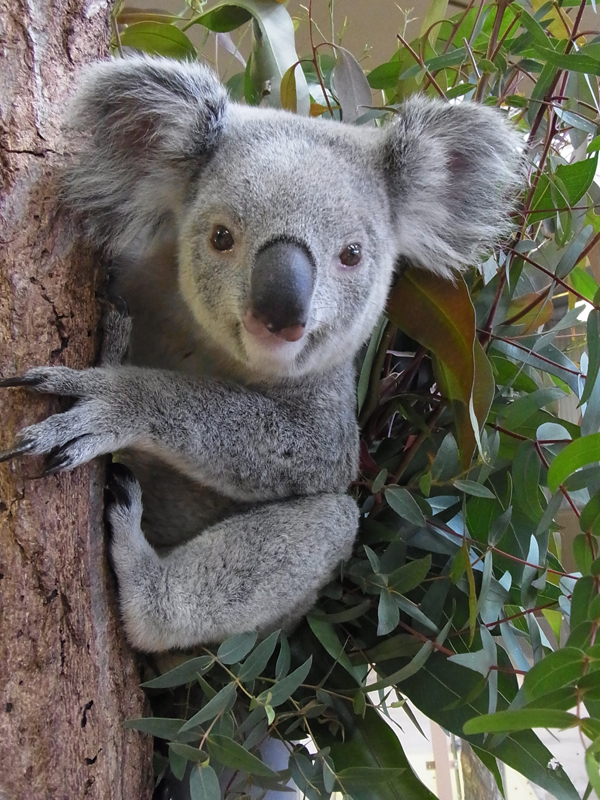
[
  {"left": 569, "top": 266, "right": 600, "bottom": 303},
  {"left": 581, "top": 309, "right": 600, "bottom": 405},
  {"left": 574, "top": 533, "right": 595, "bottom": 574},
  {"left": 453, "top": 480, "right": 495, "bottom": 499},
  {"left": 217, "top": 631, "right": 258, "bottom": 664},
  {"left": 426, "top": 48, "right": 467, "bottom": 71},
  {"left": 449, "top": 647, "right": 494, "bottom": 678},
  {"left": 367, "top": 60, "right": 401, "bottom": 89},
  {"left": 199, "top": 0, "right": 309, "bottom": 113},
  {"left": 119, "top": 22, "right": 197, "bottom": 59},
  {"left": 308, "top": 616, "right": 359, "bottom": 679},
  {"left": 367, "top": 640, "right": 434, "bottom": 691},
  {"left": 357, "top": 316, "right": 386, "bottom": 413},
  {"left": 387, "top": 267, "right": 480, "bottom": 468},
  {"left": 420, "top": 0, "right": 448, "bottom": 45},
  {"left": 585, "top": 749, "right": 600, "bottom": 798},
  {"left": 513, "top": 440, "right": 545, "bottom": 522},
  {"left": 372, "top": 468, "right": 388, "bottom": 494},
  {"left": 556, "top": 225, "right": 594, "bottom": 280},
  {"left": 141, "top": 656, "right": 214, "bottom": 689},
  {"left": 169, "top": 744, "right": 187, "bottom": 780},
  {"left": 123, "top": 717, "right": 187, "bottom": 740},
  {"left": 189, "top": 764, "right": 221, "bottom": 800},
  {"left": 363, "top": 634, "right": 421, "bottom": 664},
  {"left": 336, "top": 767, "right": 406, "bottom": 790},
  {"left": 531, "top": 45, "right": 600, "bottom": 77},
  {"left": 397, "top": 652, "right": 580, "bottom": 799},
  {"left": 519, "top": 8, "right": 555, "bottom": 47},
  {"left": 377, "top": 589, "right": 399, "bottom": 636},
  {"left": 275, "top": 636, "right": 290, "bottom": 679},
  {"left": 331, "top": 46, "right": 373, "bottom": 124},
  {"left": 547, "top": 433, "right": 600, "bottom": 492},
  {"left": 194, "top": 5, "right": 252, "bottom": 31},
  {"left": 238, "top": 630, "right": 280, "bottom": 682},
  {"left": 446, "top": 83, "right": 475, "bottom": 99},
  {"left": 257, "top": 656, "right": 312, "bottom": 707},
  {"left": 207, "top": 734, "right": 278, "bottom": 777},
  {"left": 279, "top": 62, "right": 298, "bottom": 112},
  {"left": 388, "top": 555, "right": 432, "bottom": 594},
  {"left": 589, "top": 593, "right": 600, "bottom": 620},
  {"left": 527, "top": 686, "right": 580, "bottom": 711},
  {"left": 180, "top": 682, "right": 237, "bottom": 731},
  {"left": 530, "top": 157, "right": 599, "bottom": 223},
  {"left": 315, "top": 599, "right": 372, "bottom": 624},
  {"left": 581, "top": 490, "right": 600, "bottom": 536},
  {"left": 501, "top": 388, "right": 565, "bottom": 430},
  {"left": 463, "top": 709, "right": 578, "bottom": 734},
  {"left": 314, "top": 702, "right": 437, "bottom": 800},
  {"left": 396, "top": 595, "right": 438, "bottom": 633},
  {"left": 523, "top": 648, "right": 586, "bottom": 702},
  {"left": 169, "top": 742, "right": 209, "bottom": 766},
  {"left": 385, "top": 486, "right": 426, "bottom": 526},
  {"left": 570, "top": 576, "right": 596, "bottom": 631}
]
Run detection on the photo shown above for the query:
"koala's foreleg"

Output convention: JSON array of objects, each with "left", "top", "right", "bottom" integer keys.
[
  {"left": 106, "top": 468, "right": 358, "bottom": 651},
  {"left": 0, "top": 365, "right": 356, "bottom": 498}
]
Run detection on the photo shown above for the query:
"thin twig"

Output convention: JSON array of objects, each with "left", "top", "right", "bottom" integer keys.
[{"left": 396, "top": 33, "right": 447, "bottom": 100}]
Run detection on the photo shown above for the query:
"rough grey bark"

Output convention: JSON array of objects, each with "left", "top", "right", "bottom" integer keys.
[
  {"left": 461, "top": 742, "right": 503, "bottom": 800},
  {"left": 0, "top": 1, "right": 153, "bottom": 798}
]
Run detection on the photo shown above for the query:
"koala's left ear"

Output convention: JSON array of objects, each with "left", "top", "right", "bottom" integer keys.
[
  {"left": 63, "top": 56, "right": 228, "bottom": 254},
  {"left": 379, "top": 96, "right": 523, "bottom": 278}
]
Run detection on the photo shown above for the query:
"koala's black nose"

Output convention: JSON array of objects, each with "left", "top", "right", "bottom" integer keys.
[{"left": 247, "top": 240, "right": 316, "bottom": 341}]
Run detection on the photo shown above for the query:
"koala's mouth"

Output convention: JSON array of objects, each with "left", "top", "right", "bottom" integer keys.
[
  {"left": 242, "top": 310, "right": 306, "bottom": 346},
  {"left": 237, "top": 315, "right": 308, "bottom": 373}
]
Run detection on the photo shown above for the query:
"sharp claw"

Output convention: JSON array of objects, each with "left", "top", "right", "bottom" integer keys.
[
  {"left": 0, "top": 375, "right": 44, "bottom": 389},
  {"left": 44, "top": 449, "right": 70, "bottom": 475},
  {"left": 111, "top": 296, "right": 129, "bottom": 318},
  {"left": 106, "top": 464, "right": 135, "bottom": 508},
  {"left": 0, "top": 439, "right": 34, "bottom": 462}
]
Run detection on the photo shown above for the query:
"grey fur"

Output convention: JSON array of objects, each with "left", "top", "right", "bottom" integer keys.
[{"left": 2, "top": 57, "right": 522, "bottom": 651}]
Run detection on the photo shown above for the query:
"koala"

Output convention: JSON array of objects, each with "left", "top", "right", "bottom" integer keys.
[{"left": 0, "top": 57, "right": 521, "bottom": 652}]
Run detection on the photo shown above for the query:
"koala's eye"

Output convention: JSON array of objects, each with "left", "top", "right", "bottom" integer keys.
[
  {"left": 339, "top": 243, "right": 362, "bottom": 268},
  {"left": 211, "top": 225, "right": 235, "bottom": 252}
]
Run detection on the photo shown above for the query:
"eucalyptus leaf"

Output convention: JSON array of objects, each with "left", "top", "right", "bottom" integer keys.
[
  {"left": 141, "top": 656, "right": 214, "bottom": 689},
  {"left": 238, "top": 630, "right": 280, "bottom": 682},
  {"left": 119, "top": 22, "right": 197, "bottom": 59},
  {"left": 189, "top": 764, "right": 221, "bottom": 800},
  {"left": 207, "top": 734, "right": 279, "bottom": 777},
  {"left": 217, "top": 630, "right": 258, "bottom": 664},
  {"left": 257, "top": 657, "right": 312, "bottom": 707},
  {"left": 180, "top": 683, "right": 237, "bottom": 732},
  {"left": 385, "top": 487, "right": 426, "bottom": 526},
  {"left": 331, "top": 46, "right": 373, "bottom": 124}
]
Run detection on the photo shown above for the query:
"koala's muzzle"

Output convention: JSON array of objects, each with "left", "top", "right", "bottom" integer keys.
[{"left": 245, "top": 241, "right": 315, "bottom": 342}]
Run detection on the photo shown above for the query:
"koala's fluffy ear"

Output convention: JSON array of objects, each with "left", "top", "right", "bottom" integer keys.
[
  {"left": 63, "top": 56, "right": 228, "bottom": 254},
  {"left": 381, "top": 96, "right": 523, "bottom": 278}
]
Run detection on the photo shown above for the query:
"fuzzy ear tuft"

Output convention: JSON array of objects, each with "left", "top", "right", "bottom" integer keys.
[
  {"left": 382, "top": 96, "right": 524, "bottom": 278},
  {"left": 62, "top": 56, "right": 228, "bottom": 254}
]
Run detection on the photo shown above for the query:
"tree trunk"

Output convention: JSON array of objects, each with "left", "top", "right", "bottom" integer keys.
[
  {"left": 0, "top": 2, "right": 153, "bottom": 798},
  {"left": 461, "top": 742, "right": 503, "bottom": 800}
]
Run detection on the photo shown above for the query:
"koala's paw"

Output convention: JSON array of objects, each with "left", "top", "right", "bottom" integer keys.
[
  {"left": 106, "top": 465, "right": 153, "bottom": 580},
  {"left": 0, "top": 367, "right": 130, "bottom": 473},
  {"left": 106, "top": 464, "right": 143, "bottom": 541},
  {"left": 100, "top": 299, "right": 133, "bottom": 367}
]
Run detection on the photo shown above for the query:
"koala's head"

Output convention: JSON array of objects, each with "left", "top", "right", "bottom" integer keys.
[{"left": 65, "top": 57, "right": 522, "bottom": 378}]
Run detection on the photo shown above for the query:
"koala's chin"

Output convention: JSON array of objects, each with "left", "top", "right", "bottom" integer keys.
[{"left": 240, "top": 327, "right": 307, "bottom": 378}]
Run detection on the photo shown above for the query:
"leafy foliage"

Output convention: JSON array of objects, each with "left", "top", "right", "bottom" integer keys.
[{"left": 113, "top": 0, "right": 600, "bottom": 797}]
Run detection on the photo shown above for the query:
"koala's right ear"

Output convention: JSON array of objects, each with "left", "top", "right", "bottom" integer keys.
[{"left": 63, "top": 56, "right": 228, "bottom": 254}]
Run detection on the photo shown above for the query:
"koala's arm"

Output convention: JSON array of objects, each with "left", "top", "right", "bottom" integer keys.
[{"left": 0, "top": 364, "right": 358, "bottom": 500}]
